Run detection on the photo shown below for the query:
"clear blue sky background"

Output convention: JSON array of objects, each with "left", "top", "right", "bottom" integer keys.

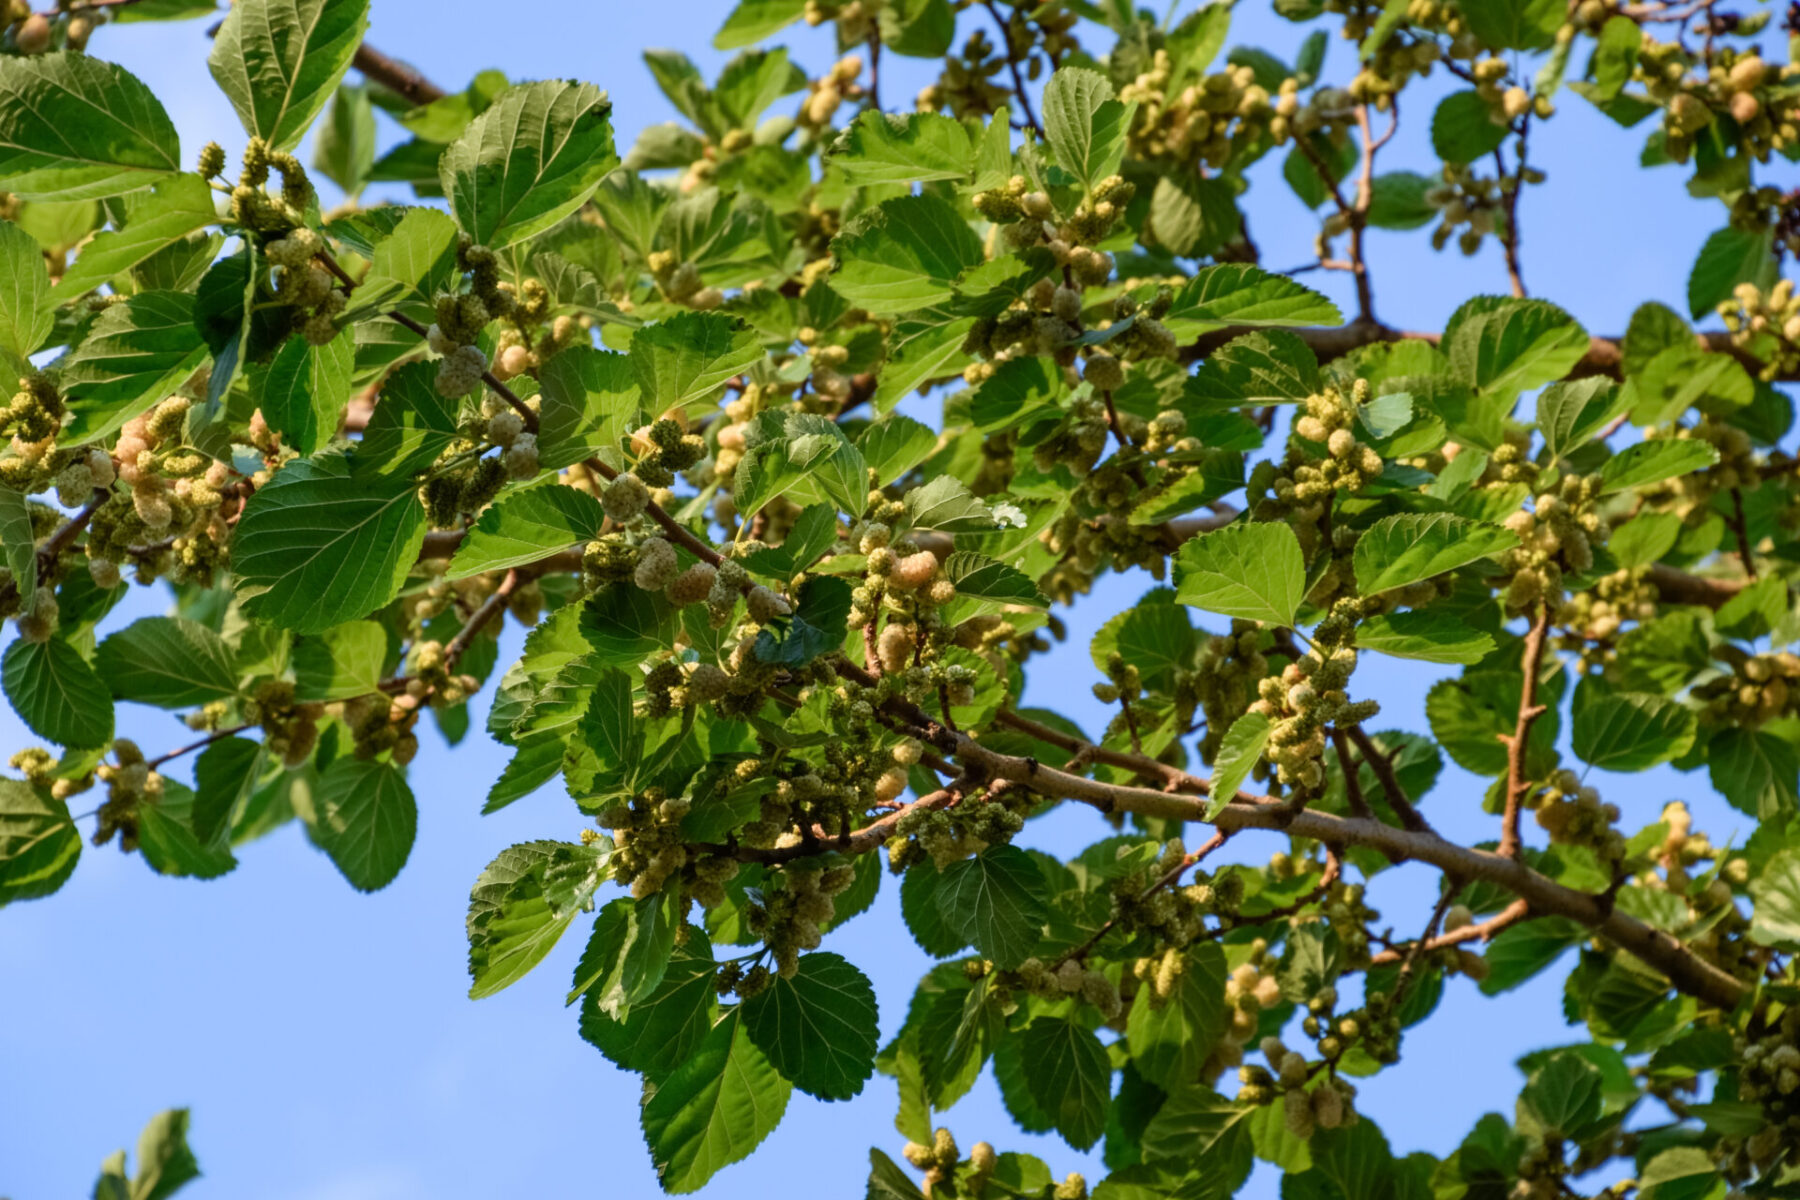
[{"left": 0, "top": 2, "right": 1771, "bottom": 1197}]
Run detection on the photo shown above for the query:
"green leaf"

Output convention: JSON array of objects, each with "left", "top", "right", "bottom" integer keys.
[
  {"left": 1589, "top": 16, "right": 1640, "bottom": 100},
  {"left": 95, "top": 617, "right": 240, "bottom": 708},
  {"left": 1534, "top": 377, "right": 1623, "bottom": 463},
  {"left": 313, "top": 757, "right": 417, "bottom": 891},
  {"left": 449, "top": 485, "right": 606, "bottom": 579},
  {"left": 903, "top": 475, "right": 996, "bottom": 533},
  {"left": 1173, "top": 522, "right": 1306, "bottom": 627},
  {"left": 1479, "top": 916, "right": 1585, "bottom": 995},
  {"left": 1749, "top": 849, "right": 1800, "bottom": 949},
  {"left": 1017, "top": 1017, "right": 1112, "bottom": 1150},
  {"left": 1353, "top": 513, "right": 1518, "bottom": 594},
  {"left": 0, "top": 778, "right": 81, "bottom": 906},
  {"left": 1207, "top": 711, "right": 1271, "bottom": 817},
  {"left": 259, "top": 329, "right": 354, "bottom": 456},
  {"left": 640, "top": 1009, "right": 792, "bottom": 1194},
  {"left": 313, "top": 83, "right": 376, "bottom": 195},
  {"left": 1571, "top": 691, "right": 1695, "bottom": 772},
  {"left": 867, "top": 1149, "right": 928, "bottom": 1200},
  {"left": 536, "top": 344, "right": 640, "bottom": 470},
  {"left": 1126, "top": 942, "right": 1228, "bottom": 1091},
  {"left": 1186, "top": 329, "right": 1320, "bottom": 406},
  {"left": 941, "top": 551, "right": 1048, "bottom": 610},
  {"left": 1445, "top": 296, "right": 1588, "bottom": 398},
  {"left": 1597, "top": 438, "right": 1719, "bottom": 494},
  {"left": 136, "top": 780, "right": 236, "bottom": 879},
  {"left": 1630, "top": 345, "right": 1753, "bottom": 425},
  {"left": 742, "top": 951, "right": 881, "bottom": 1101},
  {"left": 208, "top": 0, "right": 370, "bottom": 152},
  {"left": 125, "top": 1108, "right": 201, "bottom": 1200},
  {"left": 1708, "top": 727, "right": 1798, "bottom": 819},
  {"left": 232, "top": 461, "right": 428, "bottom": 635},
  {"left": 191, "top": 736, "right": 264, "bottom": 846},
  {"left": 714, "top": 0, "right": 806, "bottom": 49},
  {"left": 831, "top": 110, "right": 972, "bottom": 185},
  {"left": 573, "top": 892, "right": 682, "bottom": 1016},
  {"left": 1520, "top": 1050, "right": 1604, "bottom": 1133},
  {"left": 1357, "top": 610, "right": 1496, "bottom": 664},
  {"left": 633, "top": 311, "right": 766, "bottom": 415},
  {"left": 349, "top": 360, "right": 462, "bottom": 479},
  {"left": 1431, "top": 90, "right": 1509, "bottom": 164},
  {"left": 1688, "top": 225, "right": 1777, "bottom": 320},
  {"left": 59, "top": 291, "right": 210, "bottom": 445},
  {"left": 874, "top": 315, "right": 975, "bottom": 412},
  {"left": 1145, "top": 173, "right": 1240, "bottom": 259},
  {"left": 753, "top": 575, "right": 853, "bottom": 666},
  {"left": 1365, "top": 171, "right": 1438, "bottom": 229},
  {"left": 829, "top": 193, "right": 985, "bottom": 315},
  {"left": 293, "top": 620, "right": 389, "bottom": 702},
  {"left": 580, "top": 928, "right": 717, "bottom": 1078},
  {"left": 51, "top": 174, "right": 218, "bottom": 300},
  {"left": 1161, "top": 265, "right": 1341, "bottom": 342},
  {"left": 2, "top": 636, "right": 113, "bottom": 748},
  {"left": 0, "top": 52, "right": 181, "bottom": 201},
  {"left": 935, "top": 845, "right": 1048, "bottom": 968},
  {"left": 0, "top": 485, "right": 37, "bottom": 599},
  {"left": 467, "top": 839, "right": 611, "bottom": 999},
  {"left": 1042, "top": 67, "right": 1135, "bottom": 191},
  {"left": 857, "top": 414, "right": 938, "bottom": 486},
  {"left": 0, "top": 218, "right": 51, "bottom": 367},
  {"left": 439, "top": 79, "right": 619, "bottom": 250},
  {"left": 1638, "top": 1147, "right": 1722, "bottom": 1200},
  {"left": 879, "top": 0, "right": 956, "bottom": 57},
  {"left": 1457, "top": 0, "right": 1563, "bottom": 51}
]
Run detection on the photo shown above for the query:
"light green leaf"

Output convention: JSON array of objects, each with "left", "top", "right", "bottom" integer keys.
[
  {"left": 571, "top": 891, "right": 683, "bottom": 1015},
  {"left": 1534, "top": 377, "right": 1623, "bottom": 462},
  {"left": 59, "top": 290, "right": 210, "bottom": 444},
  {"left": 260, "top": 328, "right": 354, "bottom": 456},
  {"left": 1431, "top": 90, "right": 1509, "bottom": 164},
  {"left": 95, "top": 617, "right": 240, "bottom": 708},
  {"left": 1590, "top": 16, "right": 1640, "bottom": 100},
  {"left": 1207, "top": 711, "right": 1271, "bottom": 817},
  {"left": 293, "top": 620, "right": 388, "bottom": 702},
  {"left": 0, "top": 485, "right": 35, "bottom": 600},
  {"left": 640, "top": 1009, "right": 792, "bottom": 1194},
  {"left": 1173, "top": 522, "right": 1306, "bottom": 627},
  {"left": 313, "top": 83, "right": 376, "bottom": 196},
  {"left": 874, "top": 314, "right": 976, "bottom": 412},
  {"left": 1638, "top": 1147, "right": 1722, "bottom": 1200},
  {"left": 935, "top": 845, "right": 1048, "bottom": 968},
  {"left": 0, "top": 52, "right": 181, "bottom": 201},
  {"left": 1357, "top": 610, "right": 1496, "bottom": 664},
  {"left": 537, "top": 344, "right": 640, "bottom": 470},
  {"left": 0, "top": 219, "right": 51, "bottom": 367},
  {"left": 1689, "top": 225, "right": 1777, "bottom": 320},
  {"left": 449, "top": 485, "right": 606, "bottom": 580},
  {"left": 0, "top": 778, "right": 81, "bottom": 906},
  {"left": 742, "top": 951, "right": 880, "bottom": 1101},
  {"left": 633, "top": 311, "right": 766, "bottom": 415},
  {"left": 831, "top": 110, "right": 972, "bottom": 185},
  {"left": 232, "top": 461, "right": 428, "bottom": 635},
  {"left": 714, "top": 0, "right": 807, "bottom": 49},
  {"left": 1445, "top": 296, "right": 1589, "bottom": 398},
  {"left": 137, "top": 780, "right": 236, "bottom": 879},
  {"left": 1457, "top": 0, "right": 1563, "bottom": 51},
  {"left": 1126, "top": 941, "right": 1228, "bottom": 1090},
  {"left": 313, "top": 756, "right": 416, "bottom": 891},
  {"left": 349, "top": 360, "right": 462, "bottom": 479},
  {"left": 439, "top": 79, "right": 619, "bottom": 250},
  {"left": 1042, "top": 67, "right": 1135, "bottom": 191},
  {"left": 1162, "top": 264, "right": 1341, "bottom": 342},
  {"left": 903, "top": 475, "right": 996, "bottom": 533},
  {"left": 52, "top": 173, "right": 217, "bottom": 300},
  {"left": 467, "top": 839, "right": 611, "bottom": 999},
  {"left": 1750, "top": 849, "right": 1800, "bottom": 949},
  {"left": 1353, "top": 513, "right": 1517, "bottom": 594},
  {"left": 208, "top": 0, "right": 370, "bottom": 152},
  {"left": 1708, "top": 727, "right": 1798, "bottom": 820},
  {"left": 1631, "top": 345, "right": 1753, "bottom": 425},
  {"left": 1520, "top": 1050, "right": 1604, "bottom": 1132},
  {"left": 1572, "top": 691, "right": 1695, "bottom": 772},
  {"left": 1186, "top": 328, "right": 1320, "bottom": 406},
  {"left": 1017, "top": 1017, "right": 1112, "bottom": 1150},
  {"left": 829, "top": 193, "right": 984, "bottom": 315},
  {"left": 1597, "top": 438, "right": 1719, "bottom": 494},
  {"left": 2, "top": 636, "right": 113, "bottom": 748},
  {"left": 856, "top": 414, "right": 938, "bottom": 486}
]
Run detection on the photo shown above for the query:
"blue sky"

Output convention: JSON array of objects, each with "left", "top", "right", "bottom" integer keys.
[{"left": 0, "top": 2, "right": 1770, "bottom": 1197}]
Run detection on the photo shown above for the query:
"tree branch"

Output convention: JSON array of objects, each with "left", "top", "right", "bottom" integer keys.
[{"left": 1498, "top": 603, "right": 1552, "bottom": 861}]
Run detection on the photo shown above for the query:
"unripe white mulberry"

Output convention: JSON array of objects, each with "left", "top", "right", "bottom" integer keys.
[
  {"left": 502, "top": 433, "right": 538, "bottom": 479},
  {"left": 878, "top": 622, "right": 916, "bottom": 673},
  {"left": 601, "top": 473, "right": 650, "bottom": 522},
  {"left": 667, "top": 561, "right": 716, "bottom": 605},
  {"left": 634, "top": 537, "right": 679, "bottom": 590},
  {"left": 889, "top": 551, "right": 938, "bottom": 591},
  {"left": 486, "top": 411, "right": 524, "bottom": 448},
  {"left": 746, "top": 585, "right": 791, "bottom": 623}
]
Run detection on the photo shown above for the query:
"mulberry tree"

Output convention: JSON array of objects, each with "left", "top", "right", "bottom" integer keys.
[{"left": 3, "top": 0, "right": 1800, "bottom": 1195}]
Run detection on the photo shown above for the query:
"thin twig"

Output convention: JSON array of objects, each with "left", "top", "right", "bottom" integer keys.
[
  {"left": 982, "top": 0, "right": 1042, "bottom": 137},
  {"left": 1498, "top": 603, "right": 1552, "bottom": 860},
  {"left": 147, "top": 723, "right": 257, "bottom": 771}
]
